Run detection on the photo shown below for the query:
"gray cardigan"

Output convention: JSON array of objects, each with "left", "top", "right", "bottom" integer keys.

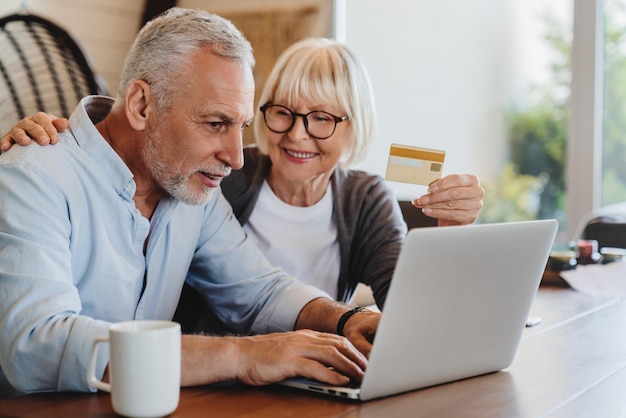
[{"left": 221, "top": 147, "right": 408, "bottom": 308}]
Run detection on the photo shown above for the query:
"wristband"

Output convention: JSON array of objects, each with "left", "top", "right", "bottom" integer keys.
[{"left": 336, "top": 306, "right": 367, "bottom": 336}]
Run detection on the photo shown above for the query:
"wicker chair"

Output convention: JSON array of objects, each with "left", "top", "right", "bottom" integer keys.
[{"left": 0, "top": 13, "right": 107, "bottom": 135}]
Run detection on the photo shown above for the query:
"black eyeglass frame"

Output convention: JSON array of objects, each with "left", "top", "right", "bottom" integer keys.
[{"left": 259, "top": 103, "right": 349, "bottom": 140}]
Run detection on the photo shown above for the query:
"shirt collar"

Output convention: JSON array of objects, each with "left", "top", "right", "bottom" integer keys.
[{"left": 68, "top": 95, "right": 136, "bottom": 198}]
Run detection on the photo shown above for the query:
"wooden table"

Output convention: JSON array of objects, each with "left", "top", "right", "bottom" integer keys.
[{"left": 2, "top": 286, "right": 626, "bottom": 418}]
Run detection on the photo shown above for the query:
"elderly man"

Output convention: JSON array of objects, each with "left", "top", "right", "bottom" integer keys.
[{"left": 0, "top": 8, "right": 378, "bottom": 393}]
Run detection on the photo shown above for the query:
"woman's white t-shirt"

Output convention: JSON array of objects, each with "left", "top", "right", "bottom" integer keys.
[{"left": 242, "top": 180, "right": 340, "bottom": 298}]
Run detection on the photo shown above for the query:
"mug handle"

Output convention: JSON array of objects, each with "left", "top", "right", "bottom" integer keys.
[{"left": 87, "top": 337, "right": 111, "bottom": 392}]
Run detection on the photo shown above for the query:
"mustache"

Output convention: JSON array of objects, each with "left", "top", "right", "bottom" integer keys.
[{"left": 198, "top": 163, "right": 232, "bottom": 178}]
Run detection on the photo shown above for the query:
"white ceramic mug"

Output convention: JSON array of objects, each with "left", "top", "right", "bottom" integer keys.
[{"left": 87, "top": 320, "right": 181, "bottom": 417}]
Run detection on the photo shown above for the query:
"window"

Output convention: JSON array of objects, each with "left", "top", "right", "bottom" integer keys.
[
  {"left": 568, "top": 0, "right": 626, "bottom": 237},
  {"left": 340, "top": 0, "right": 624, "bottom": 239},
  {"left": 481, "top": 0, "right": 573, "bottom": 232},
  {"left": 601, "top": 0, "right": 626, "bottom": 206}
]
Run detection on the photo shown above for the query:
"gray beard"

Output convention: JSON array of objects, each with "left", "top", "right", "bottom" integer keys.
[{"left": 143, "top": 131, "right": 215, "bottom": 206}]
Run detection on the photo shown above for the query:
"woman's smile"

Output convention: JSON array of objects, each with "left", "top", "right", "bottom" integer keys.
[{"left": 283, "top": 147, "right": 319, "bottom": 161}]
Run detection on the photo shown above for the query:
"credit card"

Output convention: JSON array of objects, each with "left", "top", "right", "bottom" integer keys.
[{"left": 385, "top": 143, "right": 445, "bottom": 186}]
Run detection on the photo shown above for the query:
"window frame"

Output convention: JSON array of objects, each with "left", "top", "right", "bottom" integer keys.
[{"left": 567, "top": 0, "right": 605, "bottom": 238}]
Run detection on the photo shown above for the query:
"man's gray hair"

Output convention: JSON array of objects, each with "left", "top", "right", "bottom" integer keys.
[{"left": 117, "top": 7, "right": 255, "bottom": 109}]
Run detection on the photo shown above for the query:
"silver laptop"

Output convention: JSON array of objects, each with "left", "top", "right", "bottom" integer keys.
[{"left": 281, "top": 219, "right": 558, "bottom": 401}]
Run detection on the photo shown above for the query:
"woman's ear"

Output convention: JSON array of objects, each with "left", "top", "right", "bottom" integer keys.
[{"left": 124, "top": 80, "right": 153, "bottom": 131}]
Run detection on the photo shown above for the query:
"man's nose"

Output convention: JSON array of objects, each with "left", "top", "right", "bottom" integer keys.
[{"left": 218, "top": 130, "right": 244, "bottom": 170}]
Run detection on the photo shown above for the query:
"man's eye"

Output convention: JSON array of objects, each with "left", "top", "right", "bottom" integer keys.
[{"left": 205, "top": 121, "right": 229, "bottom": 133}]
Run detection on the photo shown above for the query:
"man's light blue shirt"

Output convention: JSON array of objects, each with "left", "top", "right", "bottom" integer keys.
[{"left": 0, "top": 96, "right": 329, "bottom": 393}]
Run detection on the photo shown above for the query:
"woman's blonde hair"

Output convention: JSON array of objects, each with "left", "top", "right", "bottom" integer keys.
[{"left": 254, "top": 38, "right": 376, "bottom": 168}]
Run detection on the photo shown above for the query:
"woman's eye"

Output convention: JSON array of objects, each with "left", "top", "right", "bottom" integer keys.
[{"left": 313, "top": 113, "right": 332, "bottom": 123}]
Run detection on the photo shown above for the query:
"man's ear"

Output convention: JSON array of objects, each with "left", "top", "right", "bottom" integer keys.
[{"left": 124, "top": 80, "right": 154, "bottom": 131}]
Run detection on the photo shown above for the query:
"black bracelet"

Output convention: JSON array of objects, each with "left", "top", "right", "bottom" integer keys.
[{"left": 336, "top": 306, "right": 367, "bottom": 336}]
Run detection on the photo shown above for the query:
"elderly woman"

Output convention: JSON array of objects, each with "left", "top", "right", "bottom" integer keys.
[
  {"left": 221, "top": 38, "right": 483, "bottom": 308},
  {"left": 1, "top": 37, "right": 484, "bottom": 310}
]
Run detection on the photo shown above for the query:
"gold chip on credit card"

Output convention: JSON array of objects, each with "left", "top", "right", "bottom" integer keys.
[{"left": 385, "top": 144, "right": 446, "bottom": 186}]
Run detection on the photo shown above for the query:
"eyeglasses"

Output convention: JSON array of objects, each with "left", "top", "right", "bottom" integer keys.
[{"left": 259, "top": 103, "right": 348, "bottom": 140}]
